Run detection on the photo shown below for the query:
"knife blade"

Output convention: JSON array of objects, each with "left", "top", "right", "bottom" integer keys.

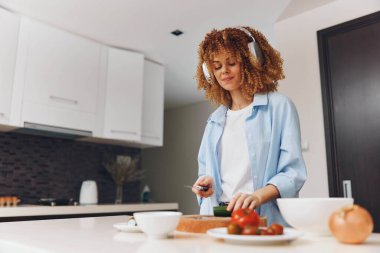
[{"left": 184, "top": 185, "right": 209, "bottom": 191}]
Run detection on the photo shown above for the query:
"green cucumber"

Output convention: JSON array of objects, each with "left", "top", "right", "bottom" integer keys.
[{"left": 213, "top": 205, "right": 232, "bottom": 217}]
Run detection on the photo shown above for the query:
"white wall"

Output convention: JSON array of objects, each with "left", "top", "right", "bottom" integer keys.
[
  {"left": 274, "top": 0, "right": 380, "bottom": 197},
  {"left": 142, "top": 102, "right": 214, "bottom": 214}
]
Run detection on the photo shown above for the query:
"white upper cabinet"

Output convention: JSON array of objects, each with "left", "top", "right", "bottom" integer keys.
[
  {"left": 11, "top": 17, "right": 102, "bottom": 132},
  {"left": 0, "top": 9, "right": 20, "bottom": 125},
  {"left": 0, "top": 11, "right": 165, "bottom": 147},
  {"left": 141, "top": 60, "right": 164, "bottom": 146},
  {"left": 102, "top": 47, "right": 144, "bottom": 142}
]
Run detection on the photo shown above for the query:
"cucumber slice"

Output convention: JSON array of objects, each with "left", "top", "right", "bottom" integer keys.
[{"left": 213, "top": 205, "right": 232, "bottom": 217}]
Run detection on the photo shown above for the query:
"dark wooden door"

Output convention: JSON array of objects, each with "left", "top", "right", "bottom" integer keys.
[{"left": 318, "top": 11, "right": 380, "bottom": 232}]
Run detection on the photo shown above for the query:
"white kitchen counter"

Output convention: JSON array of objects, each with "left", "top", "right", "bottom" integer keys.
[
  {"left": 0, "top": 203, "right": 178, "bottom": 217},
  {"left": 0, "top": 216, "right": 379, "bottom": 253}
]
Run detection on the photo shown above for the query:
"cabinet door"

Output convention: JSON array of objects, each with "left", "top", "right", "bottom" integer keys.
[
  {"left": 0, "top": 9, "right": 20, "bottom": 124},
  {"left": 12, "top": 17, "right": 101, "bottom": 131},
  {"left": 20, "top": 18, "right": 101, "bottom": 113},
  {"left": 103, "top": 48, "right": 144, "bottom": 142},
  {"left": 141, "top": 60, "right": 164, "bottom": 146}
]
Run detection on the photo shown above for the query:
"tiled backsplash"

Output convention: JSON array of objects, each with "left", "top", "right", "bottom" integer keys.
[{"left": 0, "top": 132, "right": 141, "bottom": 204}]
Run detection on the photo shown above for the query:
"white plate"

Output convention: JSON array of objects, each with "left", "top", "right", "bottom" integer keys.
[
  {"left": 207, "top": 227, "right": 303, "bottom": 245},
  {"left": 113, "top": 222, "right": 142, "bottom": 233}
]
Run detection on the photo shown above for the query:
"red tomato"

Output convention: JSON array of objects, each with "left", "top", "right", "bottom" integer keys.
[
  {"left": 266, "top": 228, "right": 275, "bottom": 235},
  {"left": 241, "top": 225, "right": 260, "bottom": 235},
  {"left": 269, "top": 223, "right": 284, "bottom": 235},
  {"left": 259, "top": 228, "right": 269, "bottom": 235},
  {"left": 227, "top": 223, "right": 242, "bottom": 235},
  {"left": 260, "top": 228, "right": 275, "bottom": 235},
  {"left": 231, "top": 208, "right": 260, "bottom": 229}
]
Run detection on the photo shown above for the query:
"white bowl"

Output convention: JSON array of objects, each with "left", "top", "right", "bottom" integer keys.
[
  {"left": 133, "top": 211, "right": 182, "bottom": 239},
  {"left": 277, "top": 197, "right": 354, "bottom": 235}
]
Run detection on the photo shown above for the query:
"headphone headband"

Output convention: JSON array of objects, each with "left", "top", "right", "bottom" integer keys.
[{"left": 235, "top": 26, "right": 256, "bottom": 43}]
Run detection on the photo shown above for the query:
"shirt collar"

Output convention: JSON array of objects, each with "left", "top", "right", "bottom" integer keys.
[
  {"left": 208, "top": 105, "right": 227, "bottom": 125},
  {"left": 209, "top": 93, "right": 269, "bottom": 124},
  {"left": 252, "top": 92, "right": 268, "bottom": 107}
]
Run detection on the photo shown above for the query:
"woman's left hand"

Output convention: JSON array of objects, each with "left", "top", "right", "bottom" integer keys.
[
  {"left": 226, "top": 184, "right": 280, "bottom": 212},
  {"left": 226, "top": 192, "right": 262, "bottom": 212}
]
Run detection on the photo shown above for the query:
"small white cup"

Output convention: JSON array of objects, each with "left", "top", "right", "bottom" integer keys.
[{"left": 134, "top": 211, "right": 182, "bottom": 239}]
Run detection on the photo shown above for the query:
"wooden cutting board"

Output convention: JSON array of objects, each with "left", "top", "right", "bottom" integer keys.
[
  {"left": 176, "top": 215, "right": 231, "bottom": 233},
  {"left": 176, "top": 215, "right": 268, "bottom": 234}
]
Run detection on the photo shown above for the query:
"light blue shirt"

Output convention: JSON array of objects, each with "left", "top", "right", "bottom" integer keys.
[{"left": 197, "top": 92, "right": 307, "bottom": 226}]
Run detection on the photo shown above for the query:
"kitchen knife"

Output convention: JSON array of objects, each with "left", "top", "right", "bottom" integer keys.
[{"left": 184, "top": 185, "right": 209, "bottom": 191}]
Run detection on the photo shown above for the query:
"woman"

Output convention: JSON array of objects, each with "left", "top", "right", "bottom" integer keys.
[{"left": 192, "top": 26, "right": 307, "bottom": 226}]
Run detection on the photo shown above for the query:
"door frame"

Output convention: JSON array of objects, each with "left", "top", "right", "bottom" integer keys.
[{"left": 317, "top": 10, "right": 380, "bottom": 197}]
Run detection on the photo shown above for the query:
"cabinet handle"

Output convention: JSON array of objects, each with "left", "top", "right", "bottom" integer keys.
[
  {"left": 343, "top": 180, "right": 352, "bottom": 198},
  {"left": 142, "top": 134, "right": 160, "bottom": 140},
  {"left": 49, "top": 95, "right": 78, "bottom": 105},
  {"left": 110, "top": 129, "right": 138, "bottom": 135}
]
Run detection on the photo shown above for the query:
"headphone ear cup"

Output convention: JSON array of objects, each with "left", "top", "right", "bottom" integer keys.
[
  {"left": 248, "top": 41, "right": 264, "bottom": 65},
  {"left": 202, "top": 62, "right": 212, "bottom": 83}
]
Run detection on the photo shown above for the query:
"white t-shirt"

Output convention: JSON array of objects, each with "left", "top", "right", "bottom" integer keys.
[{"left": 218, "top": 103, "right": 254, "bottom": 202}]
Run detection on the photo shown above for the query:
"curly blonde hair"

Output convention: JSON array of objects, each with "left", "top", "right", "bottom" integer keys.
[{"left": 196, "top": 27, "right": 285, "bottom": 106}]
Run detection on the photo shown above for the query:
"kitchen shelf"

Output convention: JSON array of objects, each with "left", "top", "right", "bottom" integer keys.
[{"left": 0, "top": 202, "right": 178, "bottom": 222}]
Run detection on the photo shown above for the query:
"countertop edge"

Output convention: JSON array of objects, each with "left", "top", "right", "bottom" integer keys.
[{"left": 0, "top": 203, "right": 179, "bottom": 217}]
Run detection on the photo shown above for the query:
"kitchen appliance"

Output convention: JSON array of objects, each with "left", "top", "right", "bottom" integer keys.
[
  {"left": 79, "top": 180, "right": 98, "bottom": 205},
  {"left": 13, "top": 122, "right": 92, "bottom": 140},
  {"left": 38, "top": 198, "right": 76, "bottom": 206}
]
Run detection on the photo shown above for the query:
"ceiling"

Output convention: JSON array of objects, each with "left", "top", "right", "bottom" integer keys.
[{"left": 0, "top": 0, "right": 331, "bottom": 109}]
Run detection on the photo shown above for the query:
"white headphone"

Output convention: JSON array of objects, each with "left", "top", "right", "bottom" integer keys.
[{"left": 202, "top": 27, "right": 263, "bottom": 83}]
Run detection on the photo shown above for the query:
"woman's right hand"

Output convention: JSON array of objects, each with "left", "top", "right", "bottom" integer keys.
[{"left": 192, "top": 176, "right": 214, "bottom": 198}]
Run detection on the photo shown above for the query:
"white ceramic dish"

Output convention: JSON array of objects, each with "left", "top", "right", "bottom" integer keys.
[
  {"left": 134, "top": 211, "right": 182, "bottom": 239},
  {"left": 277, "top": 197, "right": 354, "bottom": 235},
  {"left": 207, "top": 228, "right": 303, "bottom": 245},
  {"left": 113, "top": 222, "right": 142, "bottom": 233}
]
